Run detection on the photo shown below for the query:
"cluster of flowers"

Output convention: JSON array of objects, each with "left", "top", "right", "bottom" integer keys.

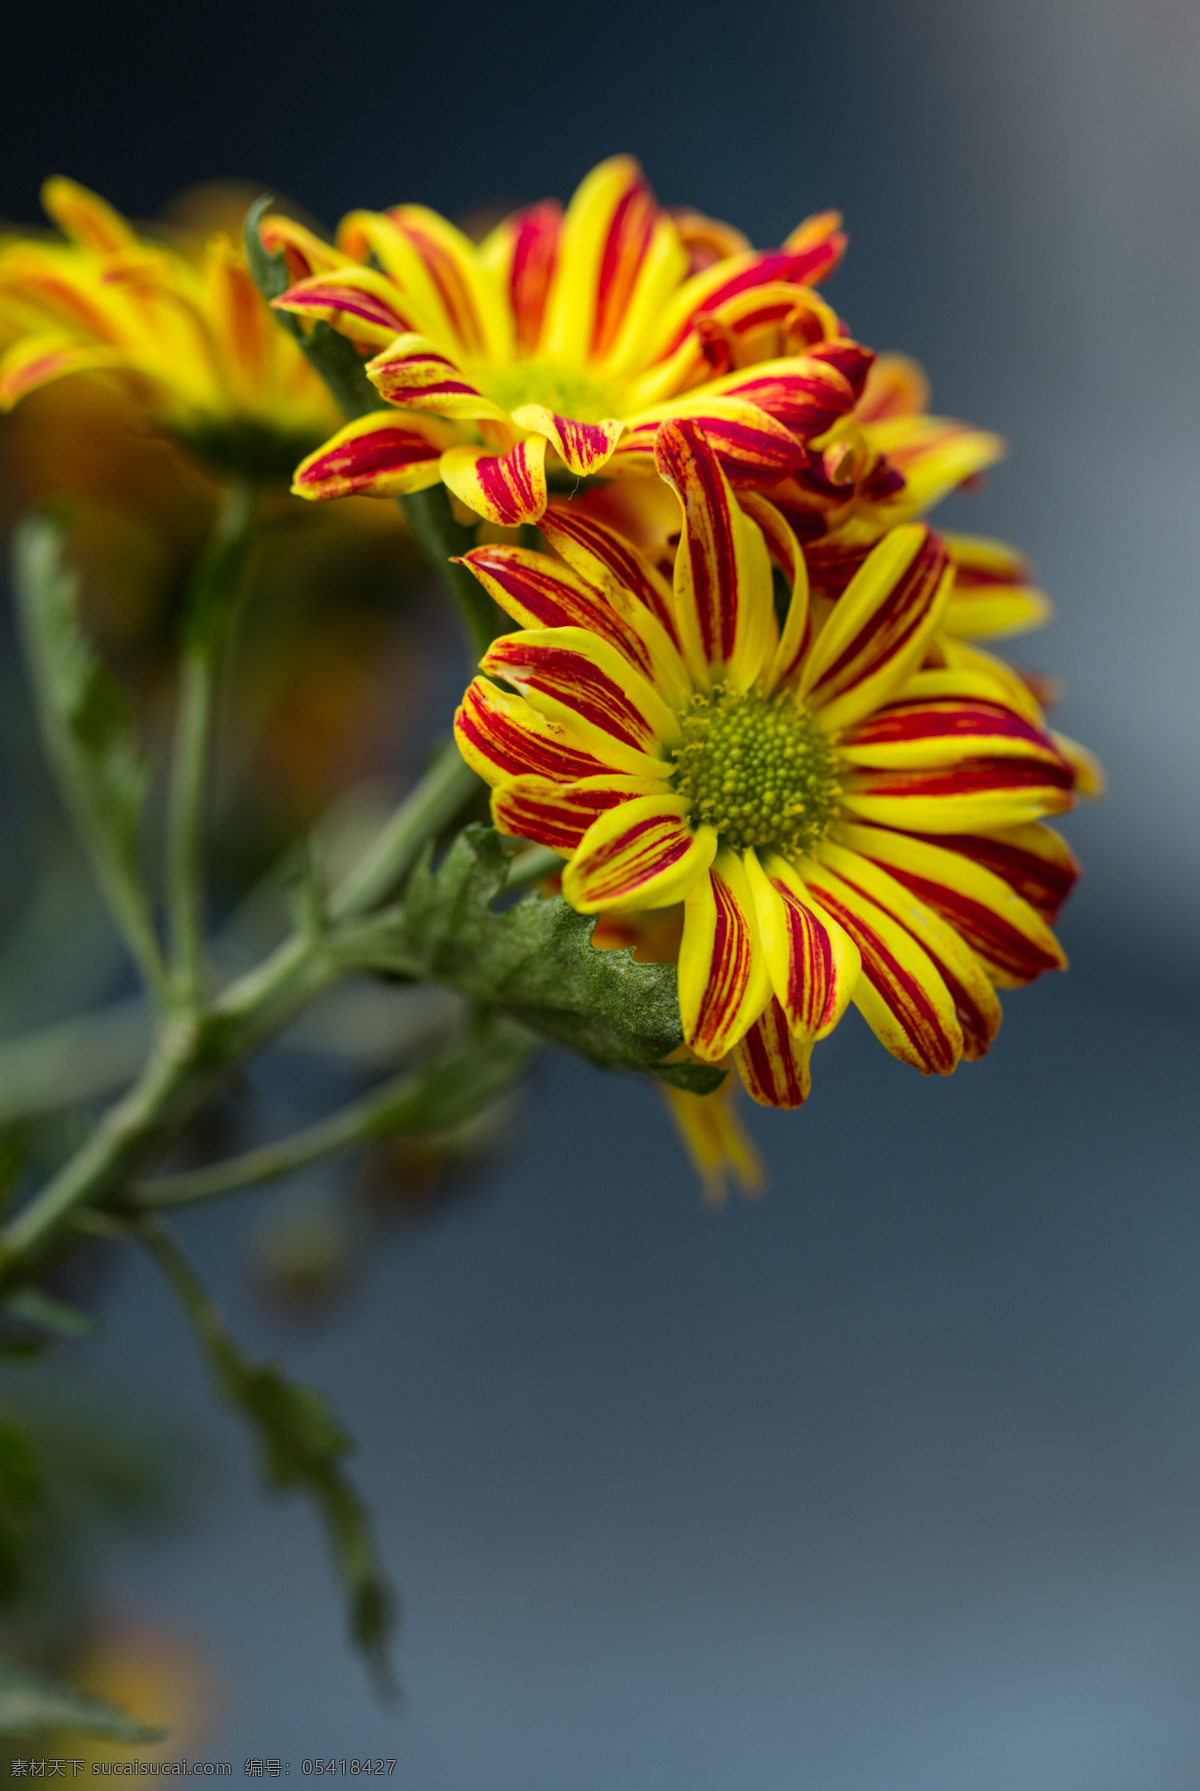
[{"left": 0, "top": 158, "right": 1098, "bottom": 1192}]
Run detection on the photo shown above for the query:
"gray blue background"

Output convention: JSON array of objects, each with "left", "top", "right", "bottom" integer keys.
[{"left": 4, "top": 0, "right": 1200, "bottom": 1781}]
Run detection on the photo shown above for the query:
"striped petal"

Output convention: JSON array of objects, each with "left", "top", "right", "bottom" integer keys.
[
  {"left": 817, "top": 841, "right": 1000, "bottom": 1059},
  {"left": 679, "top": 850, "right": 771, "bottom": 1062},
  {"left": 259, "top": 214, "right": 346, "bottom": 282},
  {"left": 272, "top": 268, "right": 420, "bottom": 349},
  {"left": 1052, "top": 731, "right": 1105, "bottom": 799},
  {"left": 0, "top": 333, "right": 127, "bottom": 407},
  {"left": 338, "top": 205, "right": 507, "bottom": 363},
  {"left": 744, "top": 850, "right": 860, "bottom": 1040},
  {"left": 291, "top": 411, "right": 455, "bottom": 501},
  {"left": 440, "top": 438, "right": 547, "bottom": 527},
  {"left": 539, "top": 501, "right": 679, "bottom": 644},
  {"left": 454, "top": 679, "right": 616, "bottom": 786},
  {"left": 366, "top": 333, "right": 505, "bottom": 421},
  {"left": 737, "top": 492, "right": 811, "bottom": 686},
  {"left": 457, "top": 545, "right": 650, "bottom": 672},
  {"left": 941, "top": 532, "right": 1053, "bottom": 640},
  {"left": 509, "top": 405, "right": 625, "bottom": 475},
  {"left": 564, "top": 797, "right": 716, "bottom": 913},
  {"left": 734, "top": 997, "right": 815, "bottom": 1110},
  {"left": 802, "top": 861, "right": 963, "bottom": 1075},
  {"left": 478, "top": 200, "right": 563, "bottom": 355},
  {"left": 839, "top": 698, "right": 1069, "bottom": 771},
  {"left": 913, "top": 822, "right": 1080, "bottom": 923},
  {"left": 632, "top": 284, "right": 842, "bottom": 402},
  {"left": 614, "top": 394, "right": 808, "bottom": 486},
  {"left": 540, "top": 156, "right": 672, "bottom": 366},
  {"left": 699, "top": 351, "right": 869, "bottom": 443},
  {"left": 840, "top": 752, "right": 1075, "bottom": 833},
  {"left": 835, "top": 821, "right": 1067, "bottom": 988},
  {"left": 798, "top": 524, "right": 953, "bottom": 733},
  {"left": 853, "top": 352, "right": 929, "bottom": 424},
  {"left": 864, "top": 413, "right": 1006, "bottom": 513},
  {"left": 654, "top": 417, "right": 775, "bottom": 691},
  {"left": 492, "top": 773, "right": 669, "bottom": 852},
  {"left": 480, "top": 628, "right": 678, "bottom": 771}
]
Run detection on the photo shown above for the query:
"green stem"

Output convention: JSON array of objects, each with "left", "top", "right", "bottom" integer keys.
[
  {"left": 0, "top": 737, "right": 478, "bottom": 1285},
  {"left": 136, "top": 1016, "right": 537, "bottom": 1210},
  {"left": 165, "top": 480, "right": 259, "bottom": 1015},
  {"left": 500, "top": 843, "right": 564, "bottom": 894}
]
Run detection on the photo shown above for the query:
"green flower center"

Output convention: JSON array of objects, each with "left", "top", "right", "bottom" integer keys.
[
  {"left": 479, "top": 359, "right": 623, "bottom": 424},
  {"left": 670, "top": 684, "right": 840, "bottom": 858}
]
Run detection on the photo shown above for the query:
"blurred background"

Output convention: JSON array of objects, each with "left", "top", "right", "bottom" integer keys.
[{"left": 1, "top": 0, "right": 1199, "bottom": 1783}]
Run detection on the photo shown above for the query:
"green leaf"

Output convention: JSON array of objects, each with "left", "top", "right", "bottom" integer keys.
[
  {"left": 139, "top": 1224, "right": 396, "bottom": 1695},
  {"left": 243, "top": 197, "right": 384, "bottom": 422},
  {"left": 341, "top": 825, "right": 725, "bottom": 1094},
  {"left": 0, "top": 1656, "right": 163, "bottom": 1740},
  {"left": 1, "top": 1288, "right": 97, "bottom": 1338},
  {"left": 13, "top": 515, "right": 162, "bottom": 991}
]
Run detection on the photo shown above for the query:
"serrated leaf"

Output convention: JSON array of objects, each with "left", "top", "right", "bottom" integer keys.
[
  {"left": 341, "top": 826, "right": 724, "bottom": 1094},
  {"left": 13, "top": 515, "right": 160, "bottom": 986},
  {"left": 141, "top": 1224, "right": 396, "bottom": 1696},
  {"left": 0, "top": 1656, "right": 163, "bottom": 1740}
]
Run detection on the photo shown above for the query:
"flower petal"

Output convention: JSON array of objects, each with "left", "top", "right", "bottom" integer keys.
[
  {"left": 492, "top": 773, "right": 669, "bottom": 852},
  {"left": 272, "top": 268, "right": 421, "bottom": 349},
  {"left": 840, "top": 754, "right": 1075, "bottom": 833},
  {"left": 802, "top": 860, "right": 963, "bottom": 1074},
  {"left": 816, "top": 841, "right": 1000, "bottom": 1059},
  {"left": 737, "top": 492, "right": 811, "bottom": 686},
  {"left": 440, "top": 438, "right": 548, "bottom": 527},
  {"left": 259, "top": 214, "right": 346, "bottom": 282},
  {"left": 540, "top": 500, "right": 678, "bottom": 641},
  {"left": 480, "top": 627, "right": 678, "bottom": 770},
  {"left": 454, "top": 679, "right": 617, "bottom": 785},
  {"left": 798, "top": 524, "right": 953, "bottom": 733},
  {"left": 911, "top": 822, "right": 1080, "bottom": 922},
  {"left": 615, "top": 394, "right": 808, "bottom": 486},
  {"left": 660, "top": 1079, "right": 764, "bottom": 1204},
  {"left": 734, "top": 997, "right": 814, "bottom": 1109},
  {"left": 0, "top": 333, "right": 127, "bottom": 407},
  {"left": 366, "top": 332, "right": 505, "bottom": 421},
  {"left": 699, "top": 351, "right": 869, "bottom": 442},
  {"left": 654, "top": 417, "right": 775, "bottom": 691},
  {"left": 838, "top": 698, "right": 1069, "bottom": 770},
  {"left": 835, "top": 821, "right": 1067, "bottom": 987},
  {"left": 41, "top": 177, "right": 137, "bottom": 253},
  {"left": 853, "top": 352, "right": 930, "bottom": 423},
  {"left": 338, "top": 204, "right": 508, "bottom": 362},
  {"left": 457, "top": 545, "right": 651, "bottom": 672},
  {"left": 478, "top": 200, "right": 563, "bottom": 355},
  {"left": 744, "top": 849, "right": 860, "bottom": 1040},
  {"left": 291, "top": 411, "right": 456, "bottom": 500},
  {"left": 540, "top": 156, "right": 664, "bottom": 365},
  {"left": 509, "top": 405, "right": 625, "bottom": 475},
  {"left": 940, "top": 532, "right": 1053, "bottom": 640},
  {"left": 678, "top": 850, "right": 771, "bottom": 1062},
  {"left": 1051, "top": 731, "right": 1106, "bottom": 799},
  {"left": 564, "top": 797, "right": 716, "bottom": 913},
  {"left": 864, "top": 413, "right": 1006, "bottom": 512}
]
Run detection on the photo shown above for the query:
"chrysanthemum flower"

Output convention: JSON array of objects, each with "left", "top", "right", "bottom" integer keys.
[
  {"left": 454, "top": 419, "right": 1086, "bottom": 1106},
  {"left": 274, "top": 155, "right": 870, "bottom": 527},
  {"left": 0, "top": 179, "right": 340, "bottom": 480}
]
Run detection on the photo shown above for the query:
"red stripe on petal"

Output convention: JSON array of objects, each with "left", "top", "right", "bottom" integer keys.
[
  {"left": 655, "top": 417, "right": 742, "bottom": 666},
  {"left": 911, "top": 827, "right": 1080, "bottom": 922},
  {"left": 454, "top": 680, "right": 610, "bottom": 783},
  {"left": 460, "top": 546, "right": 650, "bottom": 671},
  {"left": 483, "top": 638, "right": 659, "bottom": 753},
  {"left": 688, "top": 868, "right": 758, "bottom": 1058},
  {"left": 774, "top": 880, "right": 841, "bottom": 1034},
  {"left": 491, "top": 777, "right": 638, "bottom": 851},
  {"left": 507, "top": 201, "right": 563, "bottom": 352},
  {"left": 805, "top": 527, "right": 950, "bottom": 713},
  {"left": 735, "top": 998, "right": 811, "bottom": 1108},
  {"left": 807, "top": 883, "right": 959, "bottom": 1075},
  {"left": 592, "top": 177, "right": 657, "bottom": 360},
  {"left": 568, "top": 808, "right": 698, "bottom": 905},
  {"left": 540, "top": 503, "right": 681, "bottom": 646},
  {"left": 847, "top": 757, "right": 1074, "bottom": 802}
]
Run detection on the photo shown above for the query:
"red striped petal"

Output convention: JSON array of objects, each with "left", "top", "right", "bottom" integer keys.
[
  {"left": 492, "top": 200, "right": 563, "bottom": 353},
  {"left": 441, "top": 439, "right": 548, "bottom": 526},
  {"left": 803, "top": 863, "right": 962, "bottom": 1075},
  {"left": 734, "top": 997, "right": 813, "bottom": 1109},
  {"left": 840, "top": 699, "right": 1068, "bottom": 769},
  {"left": 679, "top": 852, "right": 771, "bottom": 1063},
  {"left": 366, "top": 335, "right": 500, "bottom": 420},
  {"left": 491, "top": 774, "right": 666, "bottom": 852},
  {"left": 564, "top": 798, "right": 715, "bottom": 913},
  {"left": 540, "top": 502, "right": 680, "bottom": 647},
  {"left": 480, "top": 629, "right": 676, "bottom": 763},
  {"left": 454, "top": 679, "right": 613, "bottom": 785},
  {"left": 291, "top": 413, "right": 454, "bottom": 501},
  {"left": 908, "top": 823, "right": 1081, "bottom": 923},
  {"left": 272, "top": 271, "right": 417, "bottom": 348},
  {"left": 510, "top": 406, "right": 624, "bottom": 475},
  {"left": 840, "top": 755, "right": 1075, "bottom": 832},
  {"left": 458, "top": 545, "right": 651, "bottom": 672}
]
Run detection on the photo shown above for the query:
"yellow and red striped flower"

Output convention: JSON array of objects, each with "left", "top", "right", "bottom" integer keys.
[
  {"left": 276, "top": 155, "right": 869, "bottom": 527},
  {"left": 0, "top": 179, "right": 340, "bottom": 479},
  {"left": 454, "top": 420, "right": 1085, "bottom": 1107}
]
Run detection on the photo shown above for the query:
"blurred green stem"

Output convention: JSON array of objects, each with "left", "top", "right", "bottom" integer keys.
[{"left": 165, "top": 479, "right": 259, "bottom": 1016}]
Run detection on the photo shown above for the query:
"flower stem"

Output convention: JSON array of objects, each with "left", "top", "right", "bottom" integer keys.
[{"left": 165, "top": 480, "right": 259, "bottom": 1016}]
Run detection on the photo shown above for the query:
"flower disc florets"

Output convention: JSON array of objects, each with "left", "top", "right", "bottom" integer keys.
[
  {"left": 670, "top": 684, "right": 840, "bottom": 857},
  {"left": 480, "top": 361, "right": 623, "bottom": 426}
]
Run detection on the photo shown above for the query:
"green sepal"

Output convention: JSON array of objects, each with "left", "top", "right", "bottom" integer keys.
[
  {"left": 0, "top": 1656, "right": 164, "bottom": 1740},
  {"left": 340, "top": 826, "right": 725, "bottom": 1095},
  {"left": 243, "top": 196, "right": 383, "bottom": 422}
]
